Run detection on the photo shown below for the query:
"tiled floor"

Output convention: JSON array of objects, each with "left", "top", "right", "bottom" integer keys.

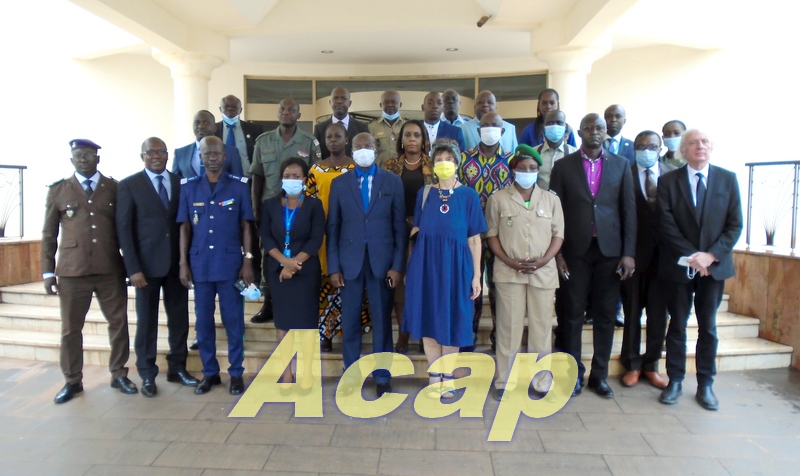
[{"left": 1, "top": 357, "right": 799, "bottom": 475}]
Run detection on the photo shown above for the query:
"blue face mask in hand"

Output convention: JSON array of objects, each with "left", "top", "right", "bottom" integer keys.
[
  {"left": 240, "top": 284, "right": 262, "bottom": 301},
  {"left": 635, "top": 150, "right": 658, "bottom": 168},
  {"left": 544, "top": 124, "right": 566, "bottom": 143}
]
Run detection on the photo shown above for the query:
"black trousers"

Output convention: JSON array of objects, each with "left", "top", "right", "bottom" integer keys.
[
  {"left": 134, "top": 270, "right": 190, "bottom": 380},
  {"left": 663, "top": 276, "right": 724, "bottom": 386},
  {"left": 559, "top": 238, "right": 621, "bottom": 382},
  {"left": 620, "top": 256, "right": 668, "bottom": 372}
]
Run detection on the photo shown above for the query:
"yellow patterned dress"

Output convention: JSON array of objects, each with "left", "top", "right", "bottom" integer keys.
[{"left": 306, "top": 163, "right": 372, "bottom": 339}]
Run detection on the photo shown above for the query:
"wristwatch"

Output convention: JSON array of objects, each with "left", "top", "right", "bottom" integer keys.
[{"left": 243, "top": 252, "right": 254, "bottom": 260}]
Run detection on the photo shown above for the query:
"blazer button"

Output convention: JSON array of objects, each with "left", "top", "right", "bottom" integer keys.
[
  {"left": 92, "top": 239, "right": 97, "bottom": 243},
  {"left": 209, "top": 245, "right": 214, "bottom": 249},
  {"left": 209, "top": 230, "right": 214, "bottom": 234}
]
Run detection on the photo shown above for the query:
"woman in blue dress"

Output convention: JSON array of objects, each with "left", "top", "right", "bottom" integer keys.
[{"left": 403, "top": 139, "right": 487, "bottom": 399}]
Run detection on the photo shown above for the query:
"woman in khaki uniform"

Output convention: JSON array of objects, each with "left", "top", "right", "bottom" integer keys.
[{"left": 485, "top": 144, "right": 564, "bottom": 401}]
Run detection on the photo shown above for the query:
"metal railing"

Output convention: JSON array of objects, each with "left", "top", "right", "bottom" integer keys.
[
  {"left": 745, "top": 160, "right": 800, "bottom": 249},
  {"left": 0, "top": 165, "right": 26, "bottom": 238}
]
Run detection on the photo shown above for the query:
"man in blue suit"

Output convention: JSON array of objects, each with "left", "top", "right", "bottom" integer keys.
[
  {"left": 421, "top": 92, "right": 466, "bottom": 153},
  {"left": 603, "top": 105, "right": 635, "bottom": 164},
  {"left": 172, "top": 110, "right": 243, "bottom": 178},
  {"left": 327, "top": 132, "right": 406, "bottom": 397}
]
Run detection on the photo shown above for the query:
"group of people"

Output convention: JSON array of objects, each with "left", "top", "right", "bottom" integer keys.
[{"left": 42, "top": 87, "right": 742, "bottom": 413}]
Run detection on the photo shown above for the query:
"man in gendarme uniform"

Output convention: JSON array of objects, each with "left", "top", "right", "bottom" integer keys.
[
  {"left": 368, "top": 90, "right": 406, "bottom": 168},
  {"left": 249, "top": 97, "right": 321, "bottom": 323}
]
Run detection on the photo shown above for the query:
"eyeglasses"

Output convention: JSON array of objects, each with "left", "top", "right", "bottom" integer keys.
[
  {"left": 634, "top": 145, "right": 661, "bottom": 152},
  {"left": 143, "top": 149, "right": 167, "bottom": 157},
  {"left": 72, "top": 153, "right": 97, "bottom": 160}
]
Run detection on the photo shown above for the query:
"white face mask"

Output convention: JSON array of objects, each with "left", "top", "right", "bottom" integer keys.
[
  {"left": 480, "top": 127, "right": 502, "bottom": 146},
  {"left": 352, "top": 148, "right": 376, "bottom": 168},
  {"left": 514, "top": 171, "right": 538, "bottom": 189}
]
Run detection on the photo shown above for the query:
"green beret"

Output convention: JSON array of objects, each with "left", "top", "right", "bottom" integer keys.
[{"left": 512, "top": 144, "right": 542, "bottom": 167}]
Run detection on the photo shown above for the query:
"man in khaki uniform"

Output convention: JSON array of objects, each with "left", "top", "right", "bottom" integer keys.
[
  {"left": 485, "top": 145, "right": 564, "bottom": 401},
  {"left": 42, "top": 139, "right": 136, "bottom": 404},
  {"left": 368, "top": 90, "right": 406, "bottom": 167},
  {"left": 249, "top": 98, "right": 321, "bottom": 323}
]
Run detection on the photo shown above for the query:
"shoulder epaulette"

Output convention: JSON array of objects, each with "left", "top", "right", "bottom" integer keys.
[
  {"left": 48, "top": 178, "right": 66, "bottom": 187},
  {"left": 181, "top": 176, "right": 201, "bottom": 185},
  {"left": 228, "top": 174, "right": 249, "bottom": 184},
  {"left": 548, "top": 189, "right": 558, "bottom": 196}
]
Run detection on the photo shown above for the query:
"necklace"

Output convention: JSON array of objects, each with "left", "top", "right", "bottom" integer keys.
[
  {"left": 404, "top": 155, "right": 421, "bottom": 166},
  {"left": 437, "top": 186, "right": 454, "bottom": 214}
]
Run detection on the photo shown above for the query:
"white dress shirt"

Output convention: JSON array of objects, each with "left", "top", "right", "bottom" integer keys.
[
  {"left": 687, "top": 162, "right": 710, "bottom": 206},
  {"left": 144, "top": 168, "right": 172, "bottom": 200}
]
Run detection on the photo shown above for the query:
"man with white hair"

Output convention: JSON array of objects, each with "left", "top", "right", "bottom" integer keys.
[{"left": 656, "top": 129, "right": 742, "bottom": 411}]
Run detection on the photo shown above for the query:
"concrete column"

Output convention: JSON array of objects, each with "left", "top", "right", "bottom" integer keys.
[
  {"left": 536, "top": 46, "right": 609, "bottom": 127},
  {"left": 153, "top": 51, "right": 224, "bottom": 146}
]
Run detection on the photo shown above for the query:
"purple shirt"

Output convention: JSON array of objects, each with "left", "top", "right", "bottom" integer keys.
[{"left": 580, "top": 147, "right": 604, "bottom": 197}]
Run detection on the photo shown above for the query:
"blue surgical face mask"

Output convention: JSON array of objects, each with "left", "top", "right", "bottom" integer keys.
[
  {"left": 663, "top": 136, "right": 681, "bottom": 152},
  {"left": 282, "top": 178, "right": 304, "bottom": 196},
  {"left": 222, "top": 115, "right": 239, "bottom": 125},
  {"left": 382, "top": 111, "right": 400, "bottom": 121},
  {"left": 635, "top": 150, "right": 659, "bottom": 169},
  {"left": 544, "top": 124, "right": 566, "bottom": 143},
  {"left": 514, "top": 171, "right": 538, "bottom": 189}
]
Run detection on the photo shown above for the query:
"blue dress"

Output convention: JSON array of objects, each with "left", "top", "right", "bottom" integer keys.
[{"left": 402, "top": 185, "right": 487, "bottom": 347}]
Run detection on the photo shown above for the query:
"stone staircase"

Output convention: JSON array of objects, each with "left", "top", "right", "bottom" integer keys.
[{"left": 0, "top": 282, "right": 792, "bottom": 378}]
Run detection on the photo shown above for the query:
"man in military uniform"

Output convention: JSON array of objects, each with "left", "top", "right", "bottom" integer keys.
[
  {"left": 178, "top": 136, "right": 255, "bottom": 395},
  {"left": 368, "top": 90, "right": 406, "bottom": 167},
  {"left": 249, "top": 97, "right": 320, "bottom": 323},
  {"left": 42, "top": 139, "right": 137, "bottom": 404}
]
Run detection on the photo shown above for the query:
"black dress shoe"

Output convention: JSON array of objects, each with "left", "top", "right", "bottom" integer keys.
[
  {"left": 250, "top": 302, "right": 273, "bottom": 323},
  {"left": 572, "top": 379, "right": 582, "bottom": 396},
  {"left": 230, "top": 376, "right": 245, "bottom": 395},
  {"left": 194, "top": 374, "right": 222, "bottom": 395},
  {"left": 141, "top": 378, "right": 157, "bottom": 398},
  {"left": 493, "top": 387, "right": 505, "bottom": 401},
  {"left": 615, "top": 313, "right": 625, "bottom": 327},
  {"left": 167, "top": 370, "right": 200, "bottom": 386},
  {"left": 111, "top": 376, "right": 138, "bottom": 394},
  {"left": 696, "top": 385, "right": 719, "bottom": 411},
  {"left": 588, "top": 379, "right": 614, "bottom": 398},
  {"left": 189, "top": 339, "right": 199, "bottom": 351},
  {"left": 320, "top": 337, "right": 332, "bottom": 352},
  {"left": 659, "top": 381, "right": 682, "bottom": 405},
  {"left": 376, "top": 383, "right": 392, "bottom": 397},
  {"left": 54, "top": 382, "right": 83, "bottom": 404}
]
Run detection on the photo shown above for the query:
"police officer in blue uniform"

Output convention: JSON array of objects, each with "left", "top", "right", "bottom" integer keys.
[{"left": 178, "top": 136, "right": 255, "bottom": 395}]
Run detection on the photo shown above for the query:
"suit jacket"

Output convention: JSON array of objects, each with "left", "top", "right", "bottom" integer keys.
[
  {"left": 550, "top": 150, "right": 637, "bottom": 258},
  {"left": 630, "top": 162, "right": 675, "bottom": 271},
  {"left": 605, "top": 136, "right": 635, "bottom": 164},
  {"left": 116, "top": 170, "right": 181, "bottom": 278},
  {"left": 657, "top": 164, "right": 743, "bottom": 283},
  {"left": 314, "top": 117, "right": 370, "bottom": 160},
  {"left": 427, "top": 120, "right": 466, "bottom": 153},
  {"left": 326, "top": 168, "right": 407, "bottom": 280},
  {"left": 41, "top": 174, "right": 125, "bottom": 277},
  {"left": 261, "top": 195, "right": 325, "bottom": 273},
  {"left": 215, "top": 119, "right": 264, "bottom": 164},
  {"left": 171, "top": 142, "right": 244, "bottom": 178}
]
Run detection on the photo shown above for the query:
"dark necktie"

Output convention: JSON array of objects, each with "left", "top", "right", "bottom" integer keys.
[
  {"left": 156, "top": 175, "right": 170, "bottom": 209},
  {"left": 645, "top": 169, "right": 657, "bottom": 210},
  {"left": 226, "top": 123, "right": 236, "bottom": 147},
  {"left": 695, "top": 172, "right": 706, "bottom": 221},
  {"left": 356, "top": 169, "right": 371, "bottom": 211},
  {"left": 83, "top": 179, "right": 93, "bottom": 197}
]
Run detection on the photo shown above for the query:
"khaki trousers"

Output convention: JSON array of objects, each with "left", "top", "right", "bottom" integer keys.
[
  {"left": 58, "top": 274, "right": 130, "bottom": 384},
  {"left": 494, "top": 282, "right": 554, "bottom": 389}
]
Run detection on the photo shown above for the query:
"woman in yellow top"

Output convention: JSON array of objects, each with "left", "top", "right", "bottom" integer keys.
[
  {"left": 382, "top": 119, "right": 433, "bottom": 353},
  {"left": 485, "top": 144, "right": 564, "bottom": 401},
  {"left": 306, "top": 122, "right": 371, "bottom": 352}
]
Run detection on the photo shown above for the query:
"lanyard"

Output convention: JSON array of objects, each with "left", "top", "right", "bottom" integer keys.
[{"left": 283, "top": 195, "right": 304, "bottom": 258}]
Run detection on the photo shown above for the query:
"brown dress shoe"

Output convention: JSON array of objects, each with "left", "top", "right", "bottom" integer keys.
[
  {"left": 643, "top": 371, "right": 668, "bottom": 389},
  {"left": 621, "top": 370, "right": 641, "bottom": 387}
]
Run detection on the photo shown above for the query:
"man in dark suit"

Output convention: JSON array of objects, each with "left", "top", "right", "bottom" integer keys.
[
  {"left": 619, "top": 131, "right": 675, "bottom": 389},
  {"left": 314, "top": 86, "right": 369, "bottom": 159},
  {"left": 421, "top": 91, "right": 466, "bottom": 153},
  {"left": 172, "top": 110, "right": 243, "bottom": 178},
  {"left": 656, "top": 129, "right": 742, "bottom": 411},
  {"left": 327, "top": 132, "right": 406, "bottom": 397},
  {"left": 551, "top": 113, "right": 637, "bottom": 398},
  {"left": 603, "top": 105, "right": 635, "bottom": 164},
  {"left": 116, "top": 137, "right": 200, "bottom": 397},
  {"left": 216, "top": 94, "right": 264, "bottom": 176},
  {"left": 42, "top": 139, "right": 136, "bottom": 404}
]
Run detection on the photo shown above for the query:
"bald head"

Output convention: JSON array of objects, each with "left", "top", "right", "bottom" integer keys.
[
  {"left": 380, "top": 90, "right": 401, "bottom": 117},
  {"left": 474, "top": 90, "right": 497, "bottom": 120},
  {"left": 278, "top": 98, "right": 301, "bottom": 127},
  {"left": 604, "top": 104, "right": 627, "bottom": 137},
  {"left": 579, "top": 113, "right": 607, "bottom": 151},
  {"left": 330, "top": 86, "right": 352, "bottom": 120},
  {"left": 220, "top": 95, "right": 243, "bottom": 120},
  {"left": 422, "top": 92, "right": 444, "bottom": 123},
  {"left": 352, "top": 132, "right": 375, "bottom": 151},
  {"left": 479, "top": 112, "right": 503, "bottom": 128},
  {"left": 443, "top": 89, "right": 461, "bottom": 122}
]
